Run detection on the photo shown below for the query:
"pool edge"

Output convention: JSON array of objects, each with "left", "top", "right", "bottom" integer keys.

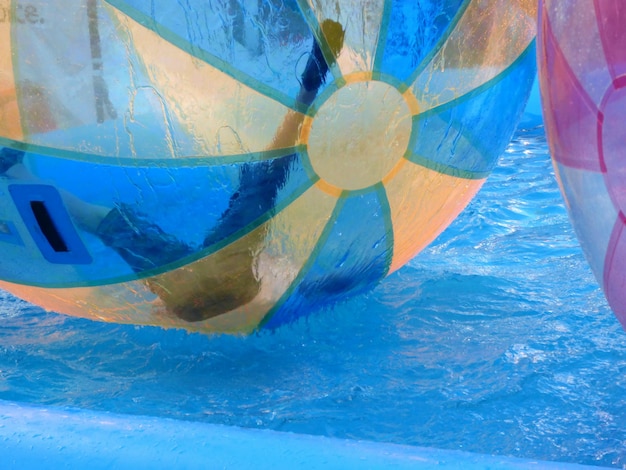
[{"left": 0, "top": 399, "right": 607, "bottom": 469}]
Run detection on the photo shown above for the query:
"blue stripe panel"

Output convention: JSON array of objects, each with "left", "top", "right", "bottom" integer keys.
[
  {"left": 264, "top": 190, "right": 390, "bottom": 329},
  {"left": 111, "top": 0, "right": 330, "bottom": 108},
  {"left": 377, "top": 0, "right": 465, "bottom": 84},
  {"left": 409, "top": 44, "right": 536, "bottom": 177},
  {"left": 32, "top": 154, "right": 240, "bottom": 248},
  {"left": 0, "top": 150, "right": 311, "bottom": 287}
]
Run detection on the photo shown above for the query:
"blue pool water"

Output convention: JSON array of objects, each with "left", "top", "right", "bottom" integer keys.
[{"left": 1, "top": 119, "right": 625, "bottom": 468}]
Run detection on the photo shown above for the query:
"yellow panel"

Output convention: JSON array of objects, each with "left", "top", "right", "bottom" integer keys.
[
  {"left": 306, "top": 0, "right": 384, "bottom": 76},
  {"left": 385, "top": 159, "right": 485, "bottom": 273},
  {"left": 0, "top": 185, "right": 337, "bottom": 334},
  {"left": 0, "top": 1, "right": 23, "bottom": 140},
  {"left": 110, "top": 6, "right": 304, "bottom": 158},
  {"left": 411, "top": 0, "right": 536, "bottom": 113}
]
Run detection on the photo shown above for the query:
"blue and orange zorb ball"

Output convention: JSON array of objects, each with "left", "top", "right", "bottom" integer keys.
[{"left": 0, "top": 0, "right": 536, "bottom": 334}]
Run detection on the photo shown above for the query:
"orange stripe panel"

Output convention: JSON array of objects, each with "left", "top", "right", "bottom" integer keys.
[{"left": 384, "top": 159, "right": 485, "bottom": 273}]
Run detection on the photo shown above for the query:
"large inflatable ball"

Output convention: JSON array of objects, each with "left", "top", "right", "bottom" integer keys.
[
  {"left": 0, "top": 0, "right": 536, "bottom": 334},
  {"left": 538, "top": 0, "right": 626, "bottom": 328}
]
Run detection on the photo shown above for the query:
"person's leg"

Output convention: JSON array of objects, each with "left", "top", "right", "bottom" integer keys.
[
  {"left": 147, "top": 225, "right": 265, "bottom": 322},
  {"left": 202, "top": 155, "right": 293, "bottom": 247},
  {"left": 96, "top": 204, "right": 194, "bottom": 273}
]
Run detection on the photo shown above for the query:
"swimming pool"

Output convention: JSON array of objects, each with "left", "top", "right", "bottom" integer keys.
[{"left": 1, "top": 102, "right": 625, "bottom": 467}]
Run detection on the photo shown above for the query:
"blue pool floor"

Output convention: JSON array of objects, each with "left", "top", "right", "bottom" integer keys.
[{"left": 1, "top": 118, "right": 625, "bottom": 468}]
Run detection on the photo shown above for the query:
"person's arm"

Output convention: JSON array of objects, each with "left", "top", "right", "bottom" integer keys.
[{"left": 269, "top": 19, "right": 345, "bottom": 151}]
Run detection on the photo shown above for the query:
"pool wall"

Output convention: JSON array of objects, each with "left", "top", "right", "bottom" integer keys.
[{"left": 0, "top": 399, "right": 608, "bottom": 470}]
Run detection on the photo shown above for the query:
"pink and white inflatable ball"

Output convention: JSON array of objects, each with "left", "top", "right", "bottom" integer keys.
[{"left": 538, "top": 0, "right": 626, "bottom": 327}]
